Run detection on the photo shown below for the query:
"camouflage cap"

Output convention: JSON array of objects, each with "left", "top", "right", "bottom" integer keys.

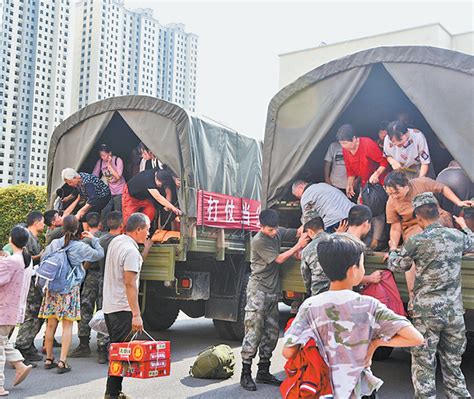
[
  {"left": 302, "top": 209, "right": 320, "bottom": 225},
  {"left": 412, "top": 192, "right": 439, "bottom": 209}
]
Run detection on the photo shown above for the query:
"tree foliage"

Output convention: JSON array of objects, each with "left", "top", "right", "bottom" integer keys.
[{"left": 0, "top": 184, "right": 47, "bottom": 246}]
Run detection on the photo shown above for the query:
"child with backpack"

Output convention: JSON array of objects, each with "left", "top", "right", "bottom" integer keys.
[
  {"left": 37, "top": 215, "right": 104, "bottom": 374},
  {"left": 283, "top": 234, "right": 423, "bottom": 398},
  {"left": 0, "top": 226, "right": 35, "bottom": 396}
]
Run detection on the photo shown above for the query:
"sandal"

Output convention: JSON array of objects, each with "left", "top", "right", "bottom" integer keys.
[
  {"left": 44, "top": 358, "right": 58, "bottom": 370},
  {"left": 56, "top": 360, "right": 71, "bottom": 374}
]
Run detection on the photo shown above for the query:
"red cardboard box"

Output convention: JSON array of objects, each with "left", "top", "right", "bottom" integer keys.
[
  {"left": 109, "top": 340, "right": 170, "bottom": 362},
  {"left": 109, "top": 359, "right": 171, "bottom": 379}
]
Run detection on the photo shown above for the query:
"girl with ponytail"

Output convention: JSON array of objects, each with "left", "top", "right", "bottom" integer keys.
[{"left": 0, "top": 225, "right": 34, "bottom": 395}]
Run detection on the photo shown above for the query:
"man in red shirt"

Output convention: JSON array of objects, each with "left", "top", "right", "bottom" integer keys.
[{"left": 336, "top": 124, "right": 389, "bottom": 200}]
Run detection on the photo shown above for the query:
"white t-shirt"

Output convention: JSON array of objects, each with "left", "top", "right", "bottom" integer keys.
[
  {"left": 383, "top": 128, "right": 431, "bottom": 168},
  {"left": 324, "top": 141, "right": 347, "bottom": 189},
  {"left": 102, "top": 234, "right": 143, "bottom": 314}
]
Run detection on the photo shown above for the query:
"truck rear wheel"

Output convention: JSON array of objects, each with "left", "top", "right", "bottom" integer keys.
[
  {"left": 213, "top": 319, "right": 237, "bottom": 340},
  {"left": 228, "top": 273, "right": 250, "bottom": 341},
  {"left": 143, "top": 298, "right": 179, "bottom": 331},
  {"left": 179, "top": 300, "right": 205, "bottom": 318},
  {"left": 373, "top": 346, "right": 393, "bottom": 360}
]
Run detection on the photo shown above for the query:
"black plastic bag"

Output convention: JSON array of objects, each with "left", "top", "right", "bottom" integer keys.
[{"left": 361, "top": 183, "right": 388, "bottom": 217}]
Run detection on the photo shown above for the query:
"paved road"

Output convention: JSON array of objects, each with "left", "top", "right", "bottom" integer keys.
[{"left": 4, "top": 306, "right": 474, "bottom": 398}]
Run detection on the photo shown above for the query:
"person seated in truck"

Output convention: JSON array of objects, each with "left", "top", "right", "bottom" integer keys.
[
  {"left": 383, "top": 121, "right": 433, "bottom": 180},
  {"left": 62, "top": 168, "right": 111, "bottom": 228},
  {"left": 121, "top": 166, "right": 182, "bottom": 227},
  {"left": 92, "top": 144, "right": 126, "bottom": 218},
  {"left": 283, "top": 234, "right": 423, "bottom": 399},
  {"left": 383, "top": 171, "right": 473, "bottom": 313},
  {"left": 376, "top": 120, "right": 390, "bottom": 150},
  {"left": 336, "top": 124, "right": 388, "bottom": 200},
  {"left": 292, "top": 179, "right": 354, "bottom": 233},
  {"left": 387, "top": 192, "right": 472, "bottom": 398},
  {"left": 323, "top": 141, "right": 347, "bottom": 195},
  {"left": 436, "top": 160, "right": 474, "bottom": 216},
  {"left": 138, "top": 142, "right": 181, "bottom": 188}
]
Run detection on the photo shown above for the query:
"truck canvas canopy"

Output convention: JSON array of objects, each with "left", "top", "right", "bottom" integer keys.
[
  {"left": 47, "top": 96, "right": 262, "bottom": 216},
  {"left": 262, "top": 46, "right": 474, "bottom": 208}
]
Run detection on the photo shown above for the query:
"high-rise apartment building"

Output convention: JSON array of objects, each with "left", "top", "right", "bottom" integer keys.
[
  {"left": 0, "top": 0, "right": 70, "bottom": 186},
  {"left": 71, "top": 0, "right": 198, "bottom": 113}
]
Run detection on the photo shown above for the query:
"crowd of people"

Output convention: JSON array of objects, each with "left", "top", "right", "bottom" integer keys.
[
  {"left": 239, "top": 116, "right": 473, "bottom": 397},
  {"left": 56, "top": 142, "right": 182, "bottom": 232},
  {"left": 0, "top": 207, "right": 153, "bottom": 398},
  {"left": 0, "top": 141, "right": 180, "bottom": 397},
  {"left": 1, "top": 117, "right": 473, "bottom": 398}
]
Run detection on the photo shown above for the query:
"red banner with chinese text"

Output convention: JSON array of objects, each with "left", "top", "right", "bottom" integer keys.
[{"left": 197, "top": 191, "right": 261, "bottom": 231}]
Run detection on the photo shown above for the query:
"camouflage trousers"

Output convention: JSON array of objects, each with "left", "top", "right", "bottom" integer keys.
[
  {"left": 15, "top": 279, "right": 45, "bottom": 350},
  {"left": 411, "top": 315, "right": 470, "bottom": 399},
  {"left": 241, "top": 286, "right": 279, "bottom": 364},
  {"left": 78, "top": 269, "right": 109, "bottom": 347}
]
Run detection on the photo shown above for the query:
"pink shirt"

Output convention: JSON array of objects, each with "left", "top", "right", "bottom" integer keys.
[
  {"left": 92, "top": 155, "right": 126, "bottom": 196},
  {"left": 0, "top": 253, "right": 32, "bottom": 325}
]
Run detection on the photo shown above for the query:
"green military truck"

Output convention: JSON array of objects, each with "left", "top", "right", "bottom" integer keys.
[
  {"left": 261, "top": 46, "right": 474, "bottom": 335},
  {"left": 47, "top": 95, "right": 262, "bottom": 339}
]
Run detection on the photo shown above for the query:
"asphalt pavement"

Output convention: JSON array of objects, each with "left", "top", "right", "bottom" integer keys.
[{"left": 4, "top": 305, "right": 474, "bottom": 399}]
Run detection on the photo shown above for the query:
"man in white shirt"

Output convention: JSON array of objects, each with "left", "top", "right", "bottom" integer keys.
[
  {"left": 383, "top": 121, "right": 432, "bottom": 180},
  {"left": 102, "top": 213, "right": 152, "bottom": 399}
]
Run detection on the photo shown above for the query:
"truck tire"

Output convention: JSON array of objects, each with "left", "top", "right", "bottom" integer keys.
[
  {"left": 229, "top": 273, "right": 250, "bottom": 341},
  {"left": 373, "top": 346, "right": 393, "bottom": 360},
  {"left": 180, "top": 300, "right": 205, "bottom": 318},
  {"left": 213, "top": 319, "right": 237, "bottom": 340},
  {"left": 143, "top": 298, "right": 179, "bottom": 331}
]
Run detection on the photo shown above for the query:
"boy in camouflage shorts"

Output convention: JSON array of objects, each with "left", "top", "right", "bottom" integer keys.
[
  {"left": 284, "top": 234, "right": 423, "bottom": 398},
  {"left": 240, "top": 209, "right": 309, "bottom": 391},
  {"left": 387, "top": 192, "right": 473, "bottom": 398}
]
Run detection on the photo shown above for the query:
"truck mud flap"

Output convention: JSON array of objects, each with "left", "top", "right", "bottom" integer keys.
[
  {"left": 280, "top": 258, "right": 306, "bottom": 293},
  {"left": 152, "top": 271, "right": 211, "bottom": 301},
  {"left": 141, "top": 245, "right": 175, "bottom": 281}
]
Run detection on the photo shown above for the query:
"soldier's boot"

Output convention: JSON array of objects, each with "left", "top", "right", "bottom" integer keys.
[
  {"left": 255, "top": 361, "right": 282, "bottom": 386},
  {"left": 240, "top": 363, "right": 257, "bottom": 391},
  {"left": 69, "top": 336, "right": 91, "bottom": 358},
  {"left": 97, "top": 345, "right": 108, "bottom": 364},
  {"left": 18, "top": 346, "right": 43, "bottom": 362}
]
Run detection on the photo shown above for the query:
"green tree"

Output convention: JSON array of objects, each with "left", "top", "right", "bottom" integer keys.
[{"left": 0, "top": 184, "right": 47, "bottom": 246}]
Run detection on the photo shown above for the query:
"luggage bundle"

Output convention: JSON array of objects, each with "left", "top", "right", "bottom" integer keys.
[
  {"left": 189, "top": 344, "right": 235, "bottom": 379},
  {"left": 108, "top": 333, "right": 171, "bottom": 379}
]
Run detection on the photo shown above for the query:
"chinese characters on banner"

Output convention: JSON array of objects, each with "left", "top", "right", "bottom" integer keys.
[{"left": 196, "top": 190, "right": 261, "bottom": 231}]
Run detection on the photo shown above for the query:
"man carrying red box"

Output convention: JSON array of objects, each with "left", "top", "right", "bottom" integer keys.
[{"left": 102, "top": 213, "right": 153, "bottom": 399}]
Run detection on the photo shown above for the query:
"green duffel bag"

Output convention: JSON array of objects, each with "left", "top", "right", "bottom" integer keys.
[{"left": 189, "top": 344, "right": 236, "bottom": 379}]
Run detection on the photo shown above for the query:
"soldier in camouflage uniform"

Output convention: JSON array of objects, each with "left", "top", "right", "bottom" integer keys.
[
  {"left": 284, "top": 234, "right": 422, "bottom": 398},
  {"left": 300, "top": 210, "right": 330, "bottom": 296},
  {"left": 69, "top": 213, "right": 108, "bottom": 363},
  {"left": 387, "top": 192, "right": 473, "bottom": 398},
  {"left": 240, "top": 209, "right": 309, "bottom": 391},
  {"left": 15, "top": 211, "right": 46, "bottom": 363}
]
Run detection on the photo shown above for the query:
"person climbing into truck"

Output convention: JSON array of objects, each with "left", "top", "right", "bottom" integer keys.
[
  {"left": 240, "top": 209, "right": 309, "bottom": 392},
  {"left": 121, "top": 167, "right": 182, "bottom": 227},
  {"left": 292, "top": 180, "right": 354, "bottom": 233}
]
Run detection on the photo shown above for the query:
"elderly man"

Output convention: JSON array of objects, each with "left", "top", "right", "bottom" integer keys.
[
  {"left": 102, "top": 213, "right": 152, "bottom": 399},
  {"left": 292, "top": 180, "right": 354, "bottom": 233},
  {"left": 62, "top": 168, "right": 111, "bottom": 223}
]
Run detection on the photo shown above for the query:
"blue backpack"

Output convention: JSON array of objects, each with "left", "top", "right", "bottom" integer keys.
[{"left": 35, "top": 244, "right": 76, "bottom": 294}]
